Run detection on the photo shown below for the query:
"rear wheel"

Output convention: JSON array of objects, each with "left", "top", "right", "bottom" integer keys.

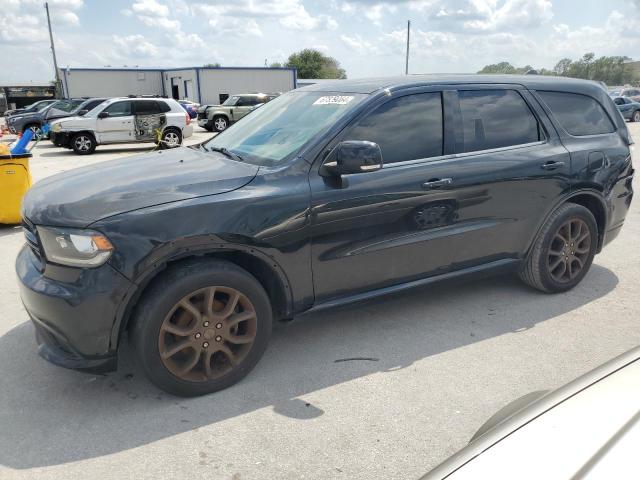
[
  {"left": 520, "top": 203, "right": 598, "bottom": 293},
  {"left": 71, "top": 132, "right": 96, "bottom": 155},
  {"left": 213, "top": 115, "right": 228, "bottom": 132},
  {"left": 633, "top": 110, "right": 640, "bottom": 122},
  {"left": 131, "top": 259, "right": 272, "bottom": 396},
  {"left": 160, "top": 128, "right": 182, "bottom": 149}
]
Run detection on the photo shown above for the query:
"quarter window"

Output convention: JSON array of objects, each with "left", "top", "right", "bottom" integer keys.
[
  {"left": 103, "top": 101, "right": 132, "bottom": 117},
  {"left": 538, "top": 91, "right": 615, "bottom": 136},
  {"left": 344, "top": 92, "right": 444, "bottom": 164},
  {"left": 458, "top": 90, "right": 541, "bottom": 153}
]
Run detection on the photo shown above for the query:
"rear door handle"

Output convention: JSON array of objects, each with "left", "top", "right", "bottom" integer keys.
[
  {"left": 541, "top": 161, "right": 565, "bottom": 170},
  {"left": 422, "top": 178, "right": 453, "bottom": 189}
]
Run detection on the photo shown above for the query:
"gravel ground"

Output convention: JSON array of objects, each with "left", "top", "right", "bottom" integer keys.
[{"left": 0, "top": 123, "right": 638, "bottom": 480}]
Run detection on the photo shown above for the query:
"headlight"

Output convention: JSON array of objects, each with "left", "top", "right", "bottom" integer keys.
[
  {"left": 51, "top": 123, "right": 62, "bottom": 132},
  {"left": 37, "top": 226, "right": 114, "bottom": 267}
]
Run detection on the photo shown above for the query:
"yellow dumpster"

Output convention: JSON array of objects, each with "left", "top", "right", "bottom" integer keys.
[{"left": 0, "top": 152, "right": 32, "bottom": 224}]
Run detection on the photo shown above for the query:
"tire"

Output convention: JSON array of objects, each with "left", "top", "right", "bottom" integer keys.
[
  {"left": 131, "top": 258, "right": 273, "bottom": 396},
  {"left": 212, "top": 115, "right": 228, "bottom": 132},
  {"left": 160, "top": 128, "right": 182, "bottom": 149},
  {"left": 520, "top": 203, "right": 598, "bottom": 293},
  {"left": 23, "top": 123, "right": 42, "bottom": 140},
  {"left": 633, "top": 111, "right": 640, "bottom": 123},
  {"left": 71, "top": 132, "right": 96, "bottom": 155}
]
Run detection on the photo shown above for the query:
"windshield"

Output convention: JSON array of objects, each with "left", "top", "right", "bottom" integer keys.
[
  {"left": 222, "top": 96, "right": 240, "bottom": 106},
  {"left": 49, "top": 99, "right": 84, "bottom": 112},
  {"left": 204, "top": 91, "right": 366, "bottom": 166}
]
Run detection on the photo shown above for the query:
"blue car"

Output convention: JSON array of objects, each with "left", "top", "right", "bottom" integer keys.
[
  {"left": 178, "top": 100, "right": 198, "bottom": 119},
  {"left": 613, "top": 96, "right": 640, "bottom": 122}
]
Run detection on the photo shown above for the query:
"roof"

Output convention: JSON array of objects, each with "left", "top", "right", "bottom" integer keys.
[{"left": 298, "top": 74, "right": 607, "bottom": 96}]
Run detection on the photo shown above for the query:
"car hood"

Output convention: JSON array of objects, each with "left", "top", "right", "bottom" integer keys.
[{"left": 23, "top": 147, "right": 259, "bottom": 228}]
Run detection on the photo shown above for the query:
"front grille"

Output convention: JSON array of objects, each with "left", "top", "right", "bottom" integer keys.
[
  {"left": 22, "top": 217, "right": 44, "bottom": 264},
  {"left": 197, "top": 112, "right": 207, "bottom": 120}
]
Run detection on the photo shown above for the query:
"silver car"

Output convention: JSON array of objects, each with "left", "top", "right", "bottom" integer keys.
[{"left": 422, "top": 346, "right": 640, "bottom": 479}]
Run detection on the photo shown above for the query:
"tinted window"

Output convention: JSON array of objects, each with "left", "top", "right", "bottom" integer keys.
[
  {"left": 458, "top": 90, "right": 540, "bottom": 153},
  {"left": 345, "top": 93, "right": 443, "bottom": 164},
  {"left": 614, "top": 97, "right": 625, "bottom": 106},
  {"left": 85, "top": 99, "right": 105, "bottom": 111},
  {"left": 158, "top": 101, "right": 171, "bottom": 113},
  {"left": 103, "top": 101, "right": 132, "bottom": 117},
  {"left": 538, "top": 91, "right": 615, "bottom": 136},
  {"left": 135, "top": 100, "right": 161, "bottom": 115}
]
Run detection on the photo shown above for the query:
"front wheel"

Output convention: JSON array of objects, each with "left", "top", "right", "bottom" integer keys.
[
  {"left": 633, "top": 110, "right": 640, "bottom": 123},
  {"left": 71, "top": 132, "right": 96, "bottom": 155},
  {"left": 212, "top": 116, "right": 228, "bottom": 132},
  {"left": 520, "top": 203, "right": 598, "bottom": 293},
  {"left": 131, "top": 259, "right": 273, "bottom": 396}
]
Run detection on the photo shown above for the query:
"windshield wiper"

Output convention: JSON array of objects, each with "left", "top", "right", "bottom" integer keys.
[{"left": 207, "top": 146, "right": 245, "bottom": 162}]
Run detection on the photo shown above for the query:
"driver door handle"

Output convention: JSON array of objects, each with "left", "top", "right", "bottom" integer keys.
[
  {"left": 541, "top": 161, "right": 565, "bottom": 170},
  {"left": 422, "top": 178, "right": 453, "bottom": 189}
]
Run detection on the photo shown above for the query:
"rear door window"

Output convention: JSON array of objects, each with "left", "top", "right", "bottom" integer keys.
[
  {"left": 134, "top": 100, "right": 162, "bottom": 115},
  {"left": 344, "top": 92, "right": 443, "bottom": 164},
  {"left": 458, "top": 90, "right": 541, "bottom": 153},
  {"left": 538, "top": 91, "right": 615, "bottom": 136}
]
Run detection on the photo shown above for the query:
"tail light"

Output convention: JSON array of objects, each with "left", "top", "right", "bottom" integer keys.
[{"left": 185, "top": 113, "right": 190, "bottom": 126}]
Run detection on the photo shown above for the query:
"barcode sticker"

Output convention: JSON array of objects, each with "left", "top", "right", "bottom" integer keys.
[{"left": 313, "top": 96, "right": 354, "bottom": 105}]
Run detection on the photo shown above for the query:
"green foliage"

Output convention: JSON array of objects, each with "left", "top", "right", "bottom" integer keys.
[
  {"left": 269, "top": 62, "right": 283, "bottom": 68},
  {"left": 203, "top": 63, "right": 221, "bottom": 68},
  {"left": 283, "top": 49, "right": 347, "bottom": 79},
  {"left": 478, "top": 53, "right": 638, "bottom": 85}
]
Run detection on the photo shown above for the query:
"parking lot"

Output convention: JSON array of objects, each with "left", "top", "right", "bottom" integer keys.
[{"left": 0, "top": 123, "right": 638, "bottom": 479}]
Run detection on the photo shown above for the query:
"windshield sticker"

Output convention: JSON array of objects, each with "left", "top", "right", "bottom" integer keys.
[{"left": 313, "top": 95, "right": 355, "bottom": 105}]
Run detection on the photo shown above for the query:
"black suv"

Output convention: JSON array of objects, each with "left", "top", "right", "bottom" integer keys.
[{"left": 17, "top": 75, "right": 634, "bottom": 396}]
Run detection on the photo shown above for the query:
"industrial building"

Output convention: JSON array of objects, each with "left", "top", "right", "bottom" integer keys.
[{"left": 59, "top": 66, "right": 297, "bottom": 105}]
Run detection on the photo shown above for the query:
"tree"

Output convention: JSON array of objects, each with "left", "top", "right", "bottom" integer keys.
[
  {"left": 478, "top": 62, "right": 517, "bottom": 74},
  {"left": 203, "top": 63, "right": 221, "bottom": 68},
  {"left": 269, "top": 62, "right": 283, "bottom": 68},
  {"left": 283, "top": 49, "right": 347, "bottom": 79},
  {"left": 553, "top": 58, "right": 572, "bottom": 76}
]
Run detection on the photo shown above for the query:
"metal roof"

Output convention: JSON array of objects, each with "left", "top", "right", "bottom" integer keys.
[{"left": 297, "top": 74, "right": 607, "bottom": 96}]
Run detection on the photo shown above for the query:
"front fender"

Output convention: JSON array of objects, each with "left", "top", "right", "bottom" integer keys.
[{"left": 108, "top": 237, "right": 295, "bottom": 350}]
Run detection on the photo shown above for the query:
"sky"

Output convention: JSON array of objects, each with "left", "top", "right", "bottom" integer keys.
[{"left": 1, "top": 0, "right": 640, "bottom": 84}]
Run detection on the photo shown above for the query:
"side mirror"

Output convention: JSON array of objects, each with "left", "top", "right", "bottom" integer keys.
[
  {"left": 77, "top": 109, "right": 89, "bottom": 116},
  {"left": 97, "top": 111, "right": 109, "bottom": 119},
  {"left": 320, "top": 140, "right": 383, "bottom": 177}
]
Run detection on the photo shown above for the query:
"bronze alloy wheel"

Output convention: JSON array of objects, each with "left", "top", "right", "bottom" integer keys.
[
  {"left": 547, "top": 218, "right": 591, "bottom": 283},
  {"left": 158, "top": 286, "right": 257, "bottom": 382}
]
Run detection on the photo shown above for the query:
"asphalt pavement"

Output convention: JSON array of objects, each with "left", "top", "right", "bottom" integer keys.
[{"left": 0, "top": 124, "right": 638, "bottom": 480}]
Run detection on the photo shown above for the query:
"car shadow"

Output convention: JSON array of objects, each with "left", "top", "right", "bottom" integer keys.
[
  {"left": 0, "top": 265, "right": 619, "bottom": 468},
  {"left": 0, "top": 224, "right": 21, "bottom": 238}
]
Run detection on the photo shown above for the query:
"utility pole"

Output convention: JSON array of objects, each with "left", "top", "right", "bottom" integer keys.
[
  {"left": 45, "top": 2, "right": 62, "bottom": 98},
  {"left": 405, "top": 20, "right": 410, "bottom": 75}
]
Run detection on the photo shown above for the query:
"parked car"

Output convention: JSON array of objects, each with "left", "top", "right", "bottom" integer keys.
[
  {"left": 48, "top": 97, "right": 109, "bottom": 145},
  {"left": 6, "top": 98, "right": 86, "bottom": 138},
  {"left": 5, "top": 99, "right": 58, "bottom": 117},
  {"left": 610, "top": 86, "right": 640, "bottom": 102},
  {"left": 612, "top": 95, "right": 640, "bottom": 122},
  {"left": 421, "top": 346, "right": 640, "bottom": 479},
  {"left": 17, "top": 75, "right": 634, "bottom": 396},
  {"left": 179, "top": 100, "right": 199, "bottom": 119},
  {"left": 48, "top": 97, "right": 193, "bottom": 154},
  {"left": 197, "top": 93, "right": 279, "bottom": 132},
  {"left": 0, "top": 92, "right": 7, "bottom": 116}
]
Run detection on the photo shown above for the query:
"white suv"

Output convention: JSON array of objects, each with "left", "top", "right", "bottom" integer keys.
[{"left": 49, "top": 97, "right": 194, "bottom": 155}]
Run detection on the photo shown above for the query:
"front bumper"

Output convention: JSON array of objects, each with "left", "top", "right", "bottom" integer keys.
[
  {"left": 49, "top": 131, "right": 71, "bottom": 147},
  {"left": 197, "top": 118, "right": 210, "bottom": 128},
  {"left": 16, "top": 244, "right": 133, "bottom": 373}
]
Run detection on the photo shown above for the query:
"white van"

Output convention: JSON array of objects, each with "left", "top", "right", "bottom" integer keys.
[{"left": 49, "top": 97, "right": 193, "bottom": 154}]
